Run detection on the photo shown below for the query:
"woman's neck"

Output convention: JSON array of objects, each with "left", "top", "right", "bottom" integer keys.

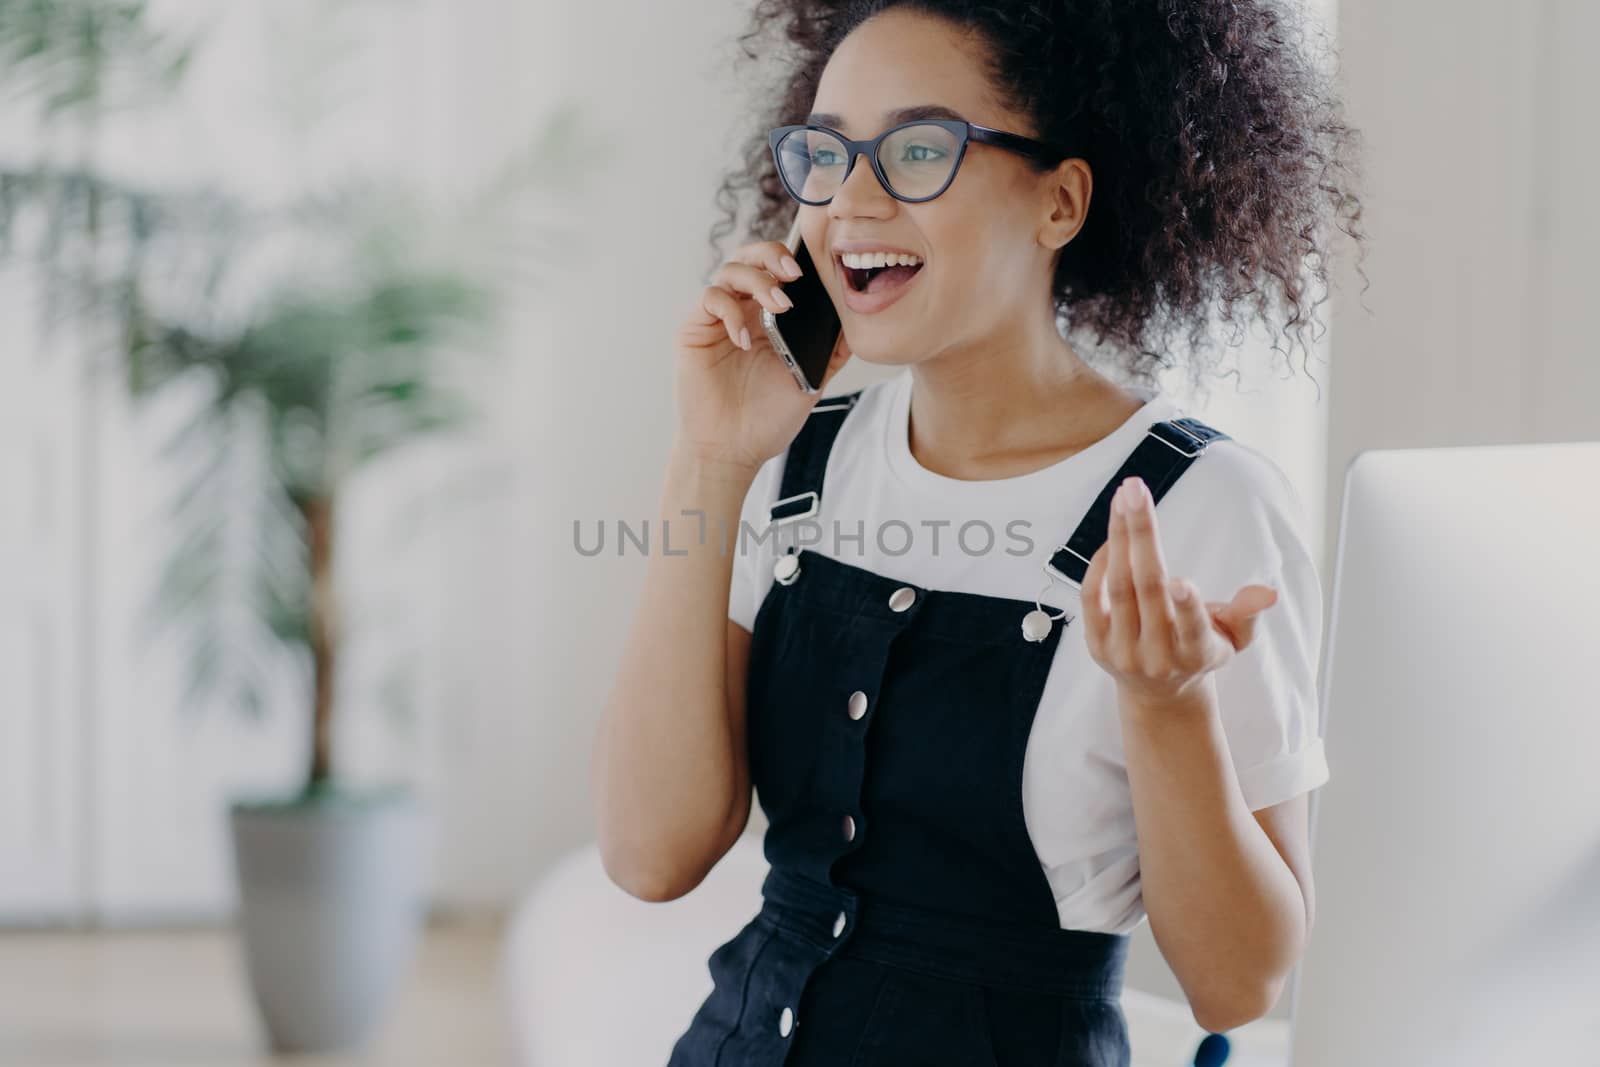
[{"left": 903, "top": 334, "right": 1144, "bottom": 482}]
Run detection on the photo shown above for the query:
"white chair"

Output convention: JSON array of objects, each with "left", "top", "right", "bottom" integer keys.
[
  {"left": 500, "top": 832, "right": 769, "bottom": 1066},
  {"left": 500, "top": 834, "right": 1290, "bottom": 1066}
]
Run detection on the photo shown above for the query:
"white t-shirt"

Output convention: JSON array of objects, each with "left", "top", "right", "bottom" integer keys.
[{"left": 727, "top": 368, "right": 1330, "bottom": 935}]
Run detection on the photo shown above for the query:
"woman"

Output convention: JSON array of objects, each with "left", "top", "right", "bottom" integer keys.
[{"left": 591, "top": 0, "right": 1366, "bottom": 1063}]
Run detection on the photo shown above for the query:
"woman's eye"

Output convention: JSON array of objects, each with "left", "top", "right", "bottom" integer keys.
[
  {"left": 902, "top": 145, "right": 944, "bottom": 163},
  {"left": 811, "top": 150, "right": 842, "bottom": 166}
]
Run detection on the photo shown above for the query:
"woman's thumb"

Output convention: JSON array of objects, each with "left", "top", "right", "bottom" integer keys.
[{"left": 818, "top": 331, "right": 852, "bottom": 392}]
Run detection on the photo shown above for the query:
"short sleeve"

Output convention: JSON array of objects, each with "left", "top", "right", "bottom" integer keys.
[
  {"left": 1165, "top": 441, "right": 1331, "bottom": 812},
  {"left": 1213, "top": 550, "right": 1330, "bottom": 811},
  {"left": 728, "top": 451, "right": 784, "bottom": 633}
]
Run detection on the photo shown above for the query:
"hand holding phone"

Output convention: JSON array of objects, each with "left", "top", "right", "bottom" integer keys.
[
  {"left": 673, "top": 227, "right": 851, "bottom": 472},
  {"left": 760, "top": 217, "right": 844, "bottom": 394}
]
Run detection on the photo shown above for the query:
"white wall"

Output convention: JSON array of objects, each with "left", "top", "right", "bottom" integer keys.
[
  {"left": 1324, "top": 0, "right": 1600, "bottom": 564},
  {"left": 0, "top": 275, "right": 93, "bottom": 920}
]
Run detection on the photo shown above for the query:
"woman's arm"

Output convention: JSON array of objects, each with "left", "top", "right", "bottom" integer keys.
[
  {"left": 592, "top": 230, "right": 850, "bottom": 902},
  {"left": 589, "top": 445, "right": 758, "bottom": 902},
  {"left": 1085, "top": 474, "right": 1322, "bottom": 1031},
  {"left": 1119, "top": 679, "right": 1315, "bottom": 1033}
]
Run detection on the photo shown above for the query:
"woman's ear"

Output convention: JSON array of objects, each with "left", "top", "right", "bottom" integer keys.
[{"left": 1038, "top": 157, "right": 1092, "bottom": 250}]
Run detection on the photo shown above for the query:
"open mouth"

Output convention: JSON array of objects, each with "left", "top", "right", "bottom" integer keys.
[{"left": 841, "top": 259, "right": 925, "bottom": 295}]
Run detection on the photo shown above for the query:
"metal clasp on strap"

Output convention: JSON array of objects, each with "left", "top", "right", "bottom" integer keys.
[
  {"left": 1043, "top": 543, "right": 1091, "bottom": 589},
  {"left": 1147, "top": 420, "right": 1207, "bottom": 458},
  {"left": 809, "top": 394, "right": 858, "bottom": 415},
  {"left": 768, "top": 490, "right": 819, "bottom": 527},
  {"left": 1026, "top": 545, "right": 1085, "bottom": 641}
]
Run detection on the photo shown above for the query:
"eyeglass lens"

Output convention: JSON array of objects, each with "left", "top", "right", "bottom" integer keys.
[{"left": 775, "top": 123, "right": 962, "bottom": 203}]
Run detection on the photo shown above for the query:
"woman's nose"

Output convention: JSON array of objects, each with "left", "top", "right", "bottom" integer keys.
[{"left": 829, "top": 154, "right": 895, "bottom": 218}]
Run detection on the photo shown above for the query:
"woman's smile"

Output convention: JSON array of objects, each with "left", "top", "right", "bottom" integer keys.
[{"left": 836, "top": 252, "right": 926, "bottom": 314}]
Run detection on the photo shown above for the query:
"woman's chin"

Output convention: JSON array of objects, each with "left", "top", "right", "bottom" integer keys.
[{"left": 837, "top": 329, "right": 922, "bottom": 368}]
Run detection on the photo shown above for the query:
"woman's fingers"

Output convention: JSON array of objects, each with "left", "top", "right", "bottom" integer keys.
[
  {"left": 729, "top": 239, "right": 804, "bottom": 284},
  {"left": 1078, "top": 537, "right": 1109, "bottom": 660},
  {"left": 694, "top": 285, "right": 753, "bottom": 350},
  {"left": 713, "top": 259, "right": 796, "bottom": 317},
  {"left": 1168, "top": 578, "right": 1210, "bottom": 659},
  {"left": 1103, "top": 482, "right": 1138, "bottom": 653},
  {"left": 685, "top": 239, "right": 807, "bottom": 353},
  {"left": 1118, "top": 478, "right": 1176, "bottom": 657}
]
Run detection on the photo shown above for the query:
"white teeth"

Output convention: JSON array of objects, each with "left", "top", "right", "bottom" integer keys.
[{"left": 840, "top": 251, "right": 922, "bottom": 269}]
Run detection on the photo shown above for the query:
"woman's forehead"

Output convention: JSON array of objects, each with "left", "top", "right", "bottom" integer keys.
[{"left": 813, "top": 13, "right": 1002, "bottom": 135}]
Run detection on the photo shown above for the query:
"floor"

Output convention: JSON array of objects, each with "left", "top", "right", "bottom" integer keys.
[
  {"left": 0, "top": 920, "right": 1301, "bottom": 1067},
  {"left": 0, "top": 920, "right": 513, "bottom": 1066}
]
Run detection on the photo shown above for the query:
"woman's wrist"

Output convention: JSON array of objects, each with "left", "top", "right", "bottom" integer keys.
[{"left": 667, "top": 439, "right": 762, "bottom": 486}]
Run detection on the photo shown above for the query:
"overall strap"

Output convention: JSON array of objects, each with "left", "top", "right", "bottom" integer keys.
[
  {"left": 1045, "top": 417, "right": 1231, "bottom": 588},
  {"left": 767, "top": 390, "right": 864, "bottom": 527}
]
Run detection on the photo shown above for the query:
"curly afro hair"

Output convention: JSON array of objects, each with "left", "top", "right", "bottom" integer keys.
[{"left": 707, "top": 0, "right": 1368, "bottom": 399}]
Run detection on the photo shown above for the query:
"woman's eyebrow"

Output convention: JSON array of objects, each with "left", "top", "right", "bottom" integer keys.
[{"left": 805, "top": 104, "right": 968, "bottom": 130}]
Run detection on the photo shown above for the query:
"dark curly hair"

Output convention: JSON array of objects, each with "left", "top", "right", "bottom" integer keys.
[{"left": 706, "top": 0, "right": 1368, "bottom": 400}]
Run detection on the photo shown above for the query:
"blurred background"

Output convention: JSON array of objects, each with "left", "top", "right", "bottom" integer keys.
[{"left": 1, "top": 0, "right": 1595, "bottom": 1065}]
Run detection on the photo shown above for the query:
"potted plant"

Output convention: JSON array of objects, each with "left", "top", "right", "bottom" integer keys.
[
  {"left": 161, "top": 250, "right": 506, "bottom": 1053},
  {"left": 0, "top": 1, "right": 586, "bottom": 1052}
]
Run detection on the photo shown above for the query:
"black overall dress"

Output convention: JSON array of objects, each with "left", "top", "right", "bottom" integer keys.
[{"left": 666, "top": 388, "right": 1229, "bottom": 1067}]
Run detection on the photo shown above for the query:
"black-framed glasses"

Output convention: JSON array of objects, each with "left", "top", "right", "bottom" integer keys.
[{"left": 768, "top": 119, "right": 1069, "bottom": 205}]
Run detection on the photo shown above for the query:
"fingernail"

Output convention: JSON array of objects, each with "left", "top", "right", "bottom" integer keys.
[
  {"left": 780, "top": 256, "right": 802, "bottom": 278},
  {"left": 739, "top": 327, "right": 751, "bottom": 349},
  {"left": 771, "top": 287, "right": 793, "bottom": 310}
]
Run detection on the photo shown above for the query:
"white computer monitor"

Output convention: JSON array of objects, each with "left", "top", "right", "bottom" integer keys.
[{"left": 1288, "top": 440, "right": 1600, "bottom": 1065}]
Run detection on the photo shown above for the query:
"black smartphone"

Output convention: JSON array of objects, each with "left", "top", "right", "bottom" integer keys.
[{"left": 760, "top": 216, "right": 841, "bottom": 393}]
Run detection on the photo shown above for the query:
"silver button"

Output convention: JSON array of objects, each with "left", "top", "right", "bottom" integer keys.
[
  {"left": 773, "top": 552, "right": 801, "bottom": 585},
  {"left": 847, "top": 690, "right": 868, "bottom": 720},
  {"left": 888, "top": 586, "right": 916, "bottom": 612},
  {"left": 842, "top": 814, "right": 856, "bottom": 841},
  {"left": 778, "top": 1006, "right": 795, "bottom": 1037},
  {"left": 1021, "top": 609, "right": 1053, "bottom": 642},
  {"left": 833, "top": 911, "right": 847, "bottom": 938}
]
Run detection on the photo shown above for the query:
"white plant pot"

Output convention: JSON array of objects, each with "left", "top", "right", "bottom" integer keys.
[{"left": 229, "top": 787, "right": 423, "bottom": 1054}]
